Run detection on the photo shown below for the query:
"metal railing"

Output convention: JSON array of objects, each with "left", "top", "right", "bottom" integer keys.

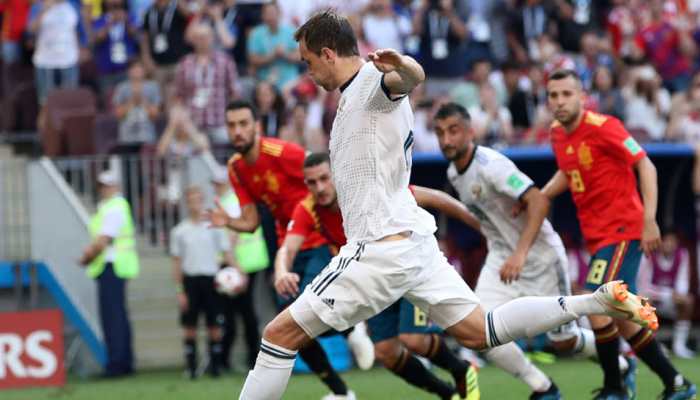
[
  {"left": 51, "top": 152, "right": 221, "bottom": 252},
  {"left": 0, "top": 158, "right": 31, "bottom": 261}
]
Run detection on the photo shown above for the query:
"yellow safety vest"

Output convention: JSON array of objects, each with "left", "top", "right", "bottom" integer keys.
[
  {"left": 87, "top": 195, "right": 140, "bottom": 279},
  {"left": 221, "top": 191, "right": 269, "bottom": 273}
]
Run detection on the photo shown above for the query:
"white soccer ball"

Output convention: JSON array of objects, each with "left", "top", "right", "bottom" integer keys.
[{"left": 215, "top": 267, "right": 248, "bottom": 296}]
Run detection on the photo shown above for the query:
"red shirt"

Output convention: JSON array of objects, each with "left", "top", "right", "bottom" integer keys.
[
  {"left": 550, "top": 111, "right": 646, "bottom": 254},
  {"left": 635, "top": 21, "right": 691, "bottom": 81},
  {"left": 227, "top": 137, "right": 326, "bottom": 250},
  {"left": 287, "top": 186, "right": 417, "bottom": 252}
]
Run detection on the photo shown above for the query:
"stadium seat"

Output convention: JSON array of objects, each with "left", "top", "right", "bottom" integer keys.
[
  {"left": 63, "top": 112, "right": 98, "bottom": 155},
  {"left": 93, "top": 113, "right": 120, "bottom": 154},
  {"left": 41, "top": 87, "right": 97, "bottom": 156}
]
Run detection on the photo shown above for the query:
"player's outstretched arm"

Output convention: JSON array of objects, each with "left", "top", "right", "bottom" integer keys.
[
  {"left": 501, "top": 188, "right": 550, "bottom": 284},
  {"left": 412, "top": 185, "right": 481, "bottom": 232},
  {"left": 635, "top": 156, "right": 661, "bottom": 255},
  {"left": 274, "top": 234, "right": 304, "bottom": 299},
  {"left": 368, "top": 49, "right": 425, "bottom": 95},
  {"left": 542, "top": 169, "right": 569, "bottom": 200},
  {"left": 206, "top": 202, "right": 260, "bottom": 233}
]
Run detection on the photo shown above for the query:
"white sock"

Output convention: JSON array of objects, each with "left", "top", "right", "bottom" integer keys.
[
  {"left": 673, "top": 320, "right": 691, "bottom": 350},
  {"left": 574, "top": 327, "right": 597, "bottom": 358},
  {"left": 484, "top": 343, "right": 551, "bottom": 392},
  {"left": 239, "top": 339, "right": 298, "bottom": 400},
  {"left": 564, "top": 294, "right": 607, "bottom": 317},
  {"left": 485, "top": 296, "right": 579, "bottom": 347}
]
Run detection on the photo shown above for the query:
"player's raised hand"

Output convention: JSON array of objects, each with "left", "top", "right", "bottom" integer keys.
[
  {"left": 500, "top": 252, "right": 525, "bottom": 284},
  {"left": 641, "top": 217, "right": 661, "bottom": 256},
  {"left": 368, "top": 49, "right": 404, "bottom": 73},
  {"left": 205, "top": 198, "right": 229, "bottom": 229},
  {"left": 274, "top": 271, "right": 300, "bottom": 299}
]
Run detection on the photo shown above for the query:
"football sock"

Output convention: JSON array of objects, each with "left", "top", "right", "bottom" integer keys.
[
  {"left": 239, "top": 339, "right": 297, "bottom": 400},
  {"left": 390, "top": 348, "right": 455, "bottom": 400},
  {"left": 426, "top": 334, "right": 469, "bottom": 377},
  {"left": 485, "top": 296, "right": 587, "bottom": 347},
  {"left": 594, "top": 322, "right": 623, "bottom": 390},
  {"left": 483, "top": 342, "right": 551, "bottom": 392},
  {"left": 629, "top": 328, "right": 680, "bottom": 389},
  {"left": 208, "top": 338, "right": 223, "bottom": 376},
  {"left": 298, "top": 339, "right": 348, "bottom": 395},
  {"left": 673, "top": 320, "right": 691, "bottom": 351},
  {"left": 184, "top": 338, "right": 197, "bottom": 375}
]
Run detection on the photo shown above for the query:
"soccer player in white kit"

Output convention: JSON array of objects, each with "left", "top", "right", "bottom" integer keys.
[
  {"left": 433, "top": 102, "right": 634, "bottom": 399},
  {"left": 235, "top": 11, "right": 658, "bottom": 400}
]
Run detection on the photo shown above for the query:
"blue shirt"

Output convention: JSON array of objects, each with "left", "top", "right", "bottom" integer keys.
[
  {"left": 92, "top": 15, "right": 139, "bottom": 74},
  {"left": 247, "top": 23, "right": 299, "bottom": 89}
]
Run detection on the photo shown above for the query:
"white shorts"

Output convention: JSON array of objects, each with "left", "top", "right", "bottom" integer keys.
[
  {"left": 289, "top": 233, "right": 480, "bottom": 338},
  {"left": 475, "top": 248, "right": 578, "bottom": 342}
]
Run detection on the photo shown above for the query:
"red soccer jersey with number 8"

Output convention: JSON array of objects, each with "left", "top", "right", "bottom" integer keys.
[{"left": 550, "top": 111, "right": 647, "bottom": 254}]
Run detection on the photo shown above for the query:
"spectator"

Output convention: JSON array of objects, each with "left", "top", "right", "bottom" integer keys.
[
  {"left": 79, "top": 170, "right": 139, "bottom": 378},
  {"left": 501, "top": 62, "right": 532, "bottom": 132},
  {"left": 467, "top": 82, "right": 514, "bottom": 147},
  {"left": 170, "top": 186, "right": 235, "bottom": 378},
  {"left": 553, "top": 0, "right": 602, "bottom": 52},
  {"left": 450, "top": 58, "right": 506, "bottom": 111},
  {"left": 347, "top": 13, "right": 375, "bottom": 58},
  {"left": 156, "top": 106, "right": 210, "bottom": 204},
  {"left": 623, "top": 65, "right": 671, "bottom": 141},
  {"left": 460, "top": 0, "right": 498, "bottom": 63},
  {"left": 606, "top": 0, "right": 640, "bottom": 58},
  {"left": 280, "top": 102, "right": 311, "bottom": 148},
  {"left": 28, "top": 0, "right": 80, "bottom": 106},
  {"left": 175, "top": 22, "right": 238, "bottom": 144},
  {"left": 506, "top": 0, "right": 556, "bottom": 63},
  {"left": 410, "top": 83, "right": 440, "bottom": 154},
  {"left": 247, "top": 2, "right": 300, "bottom": 90},
  {"left": 141, "top": 0, "right": 190, "bottom": 95},
  {"left": 638, "top": 232, "right": 696, "bottom": 359},
  {"left": 634, "top": 0, "right": 696, "bottom": 92},
  {"left": 0, "top": 0, "right": 30, "bottom": 64},
  {"left": 211, "top": 168, "right": 267, "bottom": 371},
  {"left": 113, "top": 60, "right": 162, "bottom": 145},
  {"left": 412, "top": 0, "right": 469, "bottom": 97},
  {"left": 667, "top": 71, "right": 700, "bottom": 143},
  {"left": 574, "top": 31, "right": 614, "bottom": 90},
  {"left": 361, "top": 0, "right": 411, "bottom": 52},
  {"left": 188, "top": 0, "right": 236, "bottom": 52},
  {"left": 91, "top": 0, "right": 140, "bottom": 95},
  {"left": 253, "top": 80, "right": 285, "bottom": 138},
  {"left": 590, "top": 65, "right": 625, "bottom": 121}
]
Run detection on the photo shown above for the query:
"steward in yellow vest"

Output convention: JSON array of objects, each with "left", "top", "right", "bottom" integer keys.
[{"left": 79, "top": 170, "right": 138, "bottom": 377}]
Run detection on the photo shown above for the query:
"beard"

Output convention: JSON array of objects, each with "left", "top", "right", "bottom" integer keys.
[
  {"left": 232, "top": 138, "right": 255, "bottom": 155},
  {"left": 442, "top": 144, "right": 469, "bottom": 162}
]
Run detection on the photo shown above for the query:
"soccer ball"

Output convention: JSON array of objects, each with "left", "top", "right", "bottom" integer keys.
[{"left": 215, "top": 267, "right": 248, "bottom": 296}]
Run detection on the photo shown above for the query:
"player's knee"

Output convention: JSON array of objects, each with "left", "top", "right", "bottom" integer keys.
[
  {"left": 398, "top": 333, "right": 427, "bottom": 355},
  {"left": 374, "top": 340, "right": 401, "bottom": 367},
  {"left": 447, "top": 320, "right": 488, "bottom": 350}
]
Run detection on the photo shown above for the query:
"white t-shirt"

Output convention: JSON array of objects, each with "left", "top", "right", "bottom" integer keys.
[
  {"left": 447, "top": 146, "right": 564, "bottom": 277},
  {"left": 32, "top": 2, "right": 79, "bottom": 69},
  {"left": 100, "top": 196, "right": 127, "bottom": 263},
  {"left": 170, "top": 219, "right": 230, "bottom": 276},
  {"left": 362, "top": 13, "right": 411, "bottom": 52},
  {"left": 330, "top": 62, "right": 436, "bottom": 242}
]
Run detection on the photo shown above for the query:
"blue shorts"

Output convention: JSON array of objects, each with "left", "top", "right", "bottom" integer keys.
[
  {"left": 367, "top": 298, "right": 441, "bottom": 343},
  {"left": 584, "top": 240, "right": 642, "bottom": 293},
  {"left": 277, "top": 245, "right": 333, "bottom": 309}
]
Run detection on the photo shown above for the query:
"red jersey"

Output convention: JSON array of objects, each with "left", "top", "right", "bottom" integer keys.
[
  {"left": 550, "top": 111, "right": 647, "bottom": 254},
  {"left": 287, "top": 186, "right": 417, "bottom": 252},
  {"left": 227, "top": 137, "right": 326, "bottom": 250},
  {"left": 288, "top": 194, "right": 346, "bottom": 253}
]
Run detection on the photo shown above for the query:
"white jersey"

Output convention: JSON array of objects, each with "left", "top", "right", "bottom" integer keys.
[
  {"left": 448, "top": 146, "right": 565, "bottom": 278},
  {"left": 329, "top": 62, "right": 436, "bottom": 242}
]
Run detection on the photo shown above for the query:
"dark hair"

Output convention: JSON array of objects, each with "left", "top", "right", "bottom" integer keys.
[
  {"left": 304, "top": 152, "right": 330, "bottom": 168},
  {"left": 434, "top": 102, "right": 471, "bottom": 121},
  {"left": 294, "top": 10, "right": 359, "bottom": 57},
  {"left": 548, "top": 69, "right": 582, "bottom": 83},
  {"left": 226, "top": 100, "right": 258, "bottom": 120}
]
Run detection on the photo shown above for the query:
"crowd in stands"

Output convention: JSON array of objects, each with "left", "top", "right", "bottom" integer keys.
[{"left": 4, "top": 0, "right": 700, "bottom": 157}]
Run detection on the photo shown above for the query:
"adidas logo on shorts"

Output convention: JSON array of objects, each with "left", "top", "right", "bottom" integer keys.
[{"left": 322, "top": 298, "right": 335, "bottom": 309}]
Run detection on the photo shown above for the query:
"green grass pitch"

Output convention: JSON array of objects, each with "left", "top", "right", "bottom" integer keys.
[{"left": 3, "top": 357, "right": 698, "bottom": 399}]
